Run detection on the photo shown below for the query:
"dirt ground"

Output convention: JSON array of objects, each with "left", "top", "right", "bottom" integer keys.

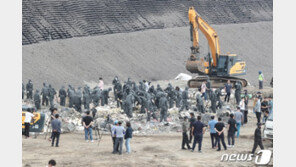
[{"left": 22, "top": 114, "right": 273, "bottom": 167}]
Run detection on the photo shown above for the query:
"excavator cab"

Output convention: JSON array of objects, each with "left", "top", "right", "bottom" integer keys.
[
  {"left": 216, "top": 55, "right": 230, "bottom": 76},
  {"left": 216, "top": 54, "right": 246, "bottom": 77}
]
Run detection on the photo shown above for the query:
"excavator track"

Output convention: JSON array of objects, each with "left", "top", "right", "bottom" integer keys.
[{"left": 187, "top": 76, "right": 248, "bottom": 88}]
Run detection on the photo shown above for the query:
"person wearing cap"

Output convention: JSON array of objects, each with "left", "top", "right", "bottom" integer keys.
[
  {"left": 82, "top": 111, "right": 94, "bottom": 142},
  {"left": 26, "top": 79, "right": 33, "bottom": 99},
  {"left": 51, "top": 114, "right": 61, "bottom": 147},
  {"left": 251, "top": 123, "right": 264, "bottom": 154},
  {"left": 58, "top": 86, "right": 67, "bottom": 106},
  {"left": 111, "top": 121, "right": 119, "bottom": 152},
  {"left": 258, "top": 71, "right": 264, "bottom": 89},
  {"left": 234, "top": 106, "right": 244, "bottom": 138},
  {"left": 112, "top": 121, "right": 125, "bottom": 155},
  {"left": 181, "top": 116, "right": 191, "bottom": 150},
  {"left": 33, "top": 89, "right": 41, "bottom": 110}
]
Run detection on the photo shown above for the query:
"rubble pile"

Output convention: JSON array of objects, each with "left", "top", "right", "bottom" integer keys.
[
  {"left": 93, "top": 106, "right": 183, "bottom": 135},
  {"left": 91, "top": 104, "right": 234, "bottom": 135},
  {"left": 24, "top": 86, "right": 249, "bottom": 135},
  {"left": 41, "top": 107, "right": 83, "bottom": 133}
]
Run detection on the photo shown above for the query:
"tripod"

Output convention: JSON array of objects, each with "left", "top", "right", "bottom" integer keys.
[{"left": 44, "top": 117, "right": 52, "bottom": 140}]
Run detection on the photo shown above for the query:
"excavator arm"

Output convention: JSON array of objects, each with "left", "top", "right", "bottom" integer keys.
[
  {"left": 188, "top": 7, "right": 220, "bottom": 67},
  {"left": 188, "top": 7, "right": 199, "bottom": 54}
]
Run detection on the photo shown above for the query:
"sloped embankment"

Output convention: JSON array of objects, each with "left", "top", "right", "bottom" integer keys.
[
  {"left": 22, "top": 0, "right": 273, "bottom": 45},
  {"left": 23, "top": 21, "right": 273, "bottom": 88}
]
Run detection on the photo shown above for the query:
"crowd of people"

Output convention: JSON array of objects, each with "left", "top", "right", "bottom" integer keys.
[
  {"left": 22, "top": 74, "right": 273, "bottom": 157},
  {"left": 181, "top": 112, "right": 242, "bottom": 153},
  {"left": 22, "top": 77, "right": 247, "bottom": 122}
]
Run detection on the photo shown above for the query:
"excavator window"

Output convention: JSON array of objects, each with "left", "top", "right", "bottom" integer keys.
[
  {"left": 218, "top": 56, "right": 228, "bottom": 69},
  {"left": 230, "top": 57, "right": 234, "bottom": 66}
]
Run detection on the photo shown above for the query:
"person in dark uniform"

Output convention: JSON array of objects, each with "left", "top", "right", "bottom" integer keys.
[
  {"left": 209, "top": 89, "right": 217, "bottom": 113},
  {"left": 26, "top": 80, "right": 34, "bottom": 99},
  {"left": 181, "top": 117, "right": 191, "bottom": 150},
  {"left": 59, "top": 86, "right": 67, "bottom": 106},
  {"left": 196, "top": 92, "right": 205, "bottom": 113},
  {"left": 22, "top": 82, "right": 25, "bottom": 99},
  {"left": 227, "top": 114, "right": 237, "bottom": 147},
  {"left": 41, "top": 83, "right": 49, "bottom": 106},
  {"left": 159, "top": 93, "right": 168, "bottom": 122},
  {"left": 215, "top": 117, "right": 227, "bottom": 151},
  {"left": 224, "top": 80, "right": 232, "bottom": 103},
  {"left": 189, "top": 113, "right": 196, "bottom": 143},
  {"left": 191, "top": 115, "right": 206, "bottom": 153},
  {"left": 33, "top": 90, "right": 41, "bottom": 110},
  {"left": 179, "top": 87, "right": 189, "bottom": 112},
  {"left": 234, "top": 81, "right": 242, "bottom": 105},
  {"left": 251, "top": 123, "right": 264, "bottom": 154},
  {"left": 243, "top": 90, "right": 249, "bottom": 124}
]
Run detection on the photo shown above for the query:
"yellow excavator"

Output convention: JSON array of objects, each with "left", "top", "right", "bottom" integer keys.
[{"left": 186, "top": 7, "right": 248, "bottom": 88}]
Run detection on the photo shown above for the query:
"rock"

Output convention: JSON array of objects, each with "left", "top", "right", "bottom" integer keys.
[
  {"left": 62, "top": 122, "right": 76, "bottom": 133},
  {"left": 175, "top": 73, "right": 192, "bottom": 81}
]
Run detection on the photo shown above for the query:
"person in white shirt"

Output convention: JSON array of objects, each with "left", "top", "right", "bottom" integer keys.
[
  {"left": 143, "top": 80, "right": 149, "bottom": 92},
  {"left": 98, "top": 77, "right": 104, "bottom": 90},
  {"left": 239, "top": 97, "right": 246, "bottom": 125},
  {"left": 24, "top": 108, "right": 35, "bottom": 138},
  {"left": 201, "top": 81, "right": 207, "bottom": 101},
  {"left": 253, "top": 97, "right": 262, "bottom": 123},
  {"left": 239, "top": 98, "right": 245, "bottom": 111}
]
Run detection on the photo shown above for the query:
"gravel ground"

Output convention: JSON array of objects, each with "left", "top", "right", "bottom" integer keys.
[{"left": 23, "top": 21, "right": 272, "bottom": 89}]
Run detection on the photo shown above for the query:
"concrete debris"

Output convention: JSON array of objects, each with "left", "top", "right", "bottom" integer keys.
[{"left": 30, "top": 85, "right": 257, "bottom": 135}]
